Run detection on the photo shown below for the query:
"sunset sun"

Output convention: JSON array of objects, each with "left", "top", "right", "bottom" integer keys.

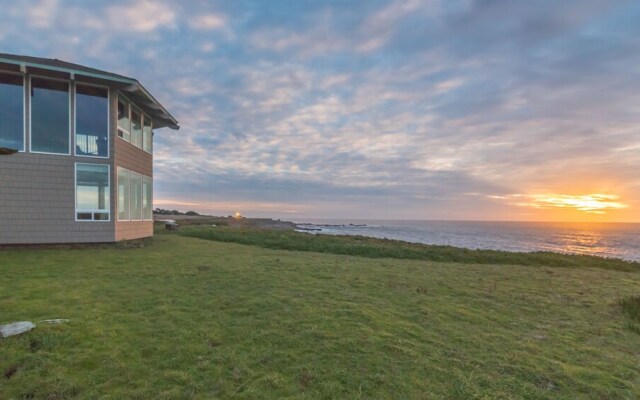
[{"left": 529, "top": 194, "right": 629, "bottom": 214}]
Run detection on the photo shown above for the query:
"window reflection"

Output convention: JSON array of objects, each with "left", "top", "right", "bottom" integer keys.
[
  {"left": 0, "top": 73, "right": 24, "bottom": 151},
  {"left": 31, "top": 77, "right": 69, "bottom": 154},
  {"left": 76, "top": 85, "right": 108, "bottom": 157}
]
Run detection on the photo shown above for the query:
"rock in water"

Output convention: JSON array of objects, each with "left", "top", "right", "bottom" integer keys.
[{"left": 0, "top": 321, "right": 36, "bottom": 338}]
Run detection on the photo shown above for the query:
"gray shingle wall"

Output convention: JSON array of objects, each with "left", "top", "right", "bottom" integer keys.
[{"left": 0, "top": 153, "right": 115, "bottom": 243}]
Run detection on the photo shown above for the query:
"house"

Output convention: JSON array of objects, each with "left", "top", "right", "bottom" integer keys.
[{"left": 0, "top": 53, "right": 179, "bottom": 244}]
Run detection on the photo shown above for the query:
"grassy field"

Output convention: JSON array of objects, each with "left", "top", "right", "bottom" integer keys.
[
  {"left": 1, "top": 233, "right": 639, "bottom": 399},
  {"left": 180, "top": 226, "right": 639, "bottom": 272}
]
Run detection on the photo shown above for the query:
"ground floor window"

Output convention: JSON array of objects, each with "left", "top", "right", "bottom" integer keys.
[
  {"left": 117, "top": 166, "right": 152, "bottom": 221},
  {"left": 76, "top": 163, "right": 110, "bottom": 221}
]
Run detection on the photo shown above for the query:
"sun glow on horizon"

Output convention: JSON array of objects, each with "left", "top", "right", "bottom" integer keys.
[{"left": 528, "top": 194, "right": 628, "bottom": 214}]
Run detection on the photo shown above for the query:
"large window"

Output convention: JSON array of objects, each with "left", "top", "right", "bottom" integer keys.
[
  {"left": 117, "top": 167, "right": 152, "bottom": 221},
  {"left": 30, "top": 77, "right": 70, "bottom": 154},
  {"left": 117, "top": 93, "right": 152, "bottom": 153},
  {"left": 131, "top": 106, "right": 143, "bottom": 148},
  {"left": 143, "top": 175, "right": 153, "bottom": 220},
  {"left": 0, "top": 73, "right": 24, "bottom": 151},
  {"left": 130, "top": 172, "right": 143, "bottom": 220},
  {"left": 117, "top": 96, "right": 130, "bottom": 142},
  {"left": 142, "top": 114, "right": 152, "bottom": 153},
  {"left": 76, "top": 85, "right": 109, "bottom": 157},
  {"left": 117, "top": 167, "right": 130, "bottom": 221},
  {"left": 76, "top": 163, "right": 110, "bottom": 221}
]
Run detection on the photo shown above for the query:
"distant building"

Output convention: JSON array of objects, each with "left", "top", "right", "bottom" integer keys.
[{"left": 0, "top": 53, "right": 179, "bottom": 244}]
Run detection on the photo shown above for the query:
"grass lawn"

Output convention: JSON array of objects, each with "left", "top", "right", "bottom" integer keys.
[{"left": 1, "top": 233, "right": 639, "bottom": 399}]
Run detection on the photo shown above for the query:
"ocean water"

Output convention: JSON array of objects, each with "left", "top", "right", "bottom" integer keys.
[{"left": 293, "top": 220, "right": 640, "bottom": 262}]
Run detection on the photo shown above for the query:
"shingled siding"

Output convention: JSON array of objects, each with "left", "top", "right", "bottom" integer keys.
[
  {"left": 0, "top": 153, "right": 115, "bottom": 243},
  {"left": 113, "top": 114, "right": 153, "bottom": 241}
]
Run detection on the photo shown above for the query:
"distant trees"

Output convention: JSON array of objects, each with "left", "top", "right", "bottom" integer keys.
[{"left": 154, "top": 208, "right": 200, "bottom": 216}]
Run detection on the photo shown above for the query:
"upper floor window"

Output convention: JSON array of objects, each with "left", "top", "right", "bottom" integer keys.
[
  {"left": 131, "top": 106, "right": 143, "bottom": 148},
  {"left": 30, "top": 77, "right": 70, "bottom": 154},
  {"left": 0, "top": 73, "right": 24, "bottom": 151},
  {"left": 143, "top": 115, "right": 152, "bottom": 153},
  {"left": 117, "top": 93, "right": 152, "bottom": 154},
  {"left": 117, "top": 96, "right": 130, "bottom": 142},
  {"left": 75, "top": 84, "right": 109, "bottom": 158}
]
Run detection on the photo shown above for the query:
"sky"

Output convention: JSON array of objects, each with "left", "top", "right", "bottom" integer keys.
[{"left": 1, "top": 0, "right": 639, "bottom": 222}]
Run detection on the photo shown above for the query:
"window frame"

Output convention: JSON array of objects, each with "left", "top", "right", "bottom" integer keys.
[
  {"left": 142, "top": 112, "right": 153, "bottom": 154},
  {"left": 117, "top": 166, "right": 131, "bottom": 222},
  {"left": 0, "top": 71, "right": 26, "bottom": 152},
  {"left": 28, "top": 75, "right": 72, "bottom": 156},
  {"left": 130, "top": 104, "right": 144, "bottom": 149},
  {"left": 116, "top": 166, "right": 153, "bottom": 222},
  {"left": 142, "top": 174, "right": 153, "bottom": 220},
  {"left": 116, "top": 92, "right": 131, "bottom": 143},
  {"left": 74, "top": 162, "right": 111, "bottom": 222},
  {"left": 129, "top": 171, "right": 143, "bottom": 221},
  {"left": 74, "top": 82, "right": 110, "bottom": 159}
]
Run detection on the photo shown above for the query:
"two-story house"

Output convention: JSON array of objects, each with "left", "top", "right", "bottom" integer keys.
[{"left": 0, "top": 53, "right": 179, "bottom": 244}]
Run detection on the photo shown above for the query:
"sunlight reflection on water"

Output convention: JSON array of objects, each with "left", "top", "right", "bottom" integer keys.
[{"left": 295, "top": 220, "right": 640, "bottom": 262}]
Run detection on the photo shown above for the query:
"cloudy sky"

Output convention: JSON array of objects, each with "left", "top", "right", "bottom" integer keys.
[{"left": 2, "top": 0, "right": 639, "bottom": 222}]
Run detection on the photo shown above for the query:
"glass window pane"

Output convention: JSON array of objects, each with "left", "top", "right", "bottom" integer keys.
[
  {"left": 117, "top": 96, "right": 130, "bottom": 141},
  {"left": 130, "top": 172, "right": 143, "bottom": 220},
  {"left": 0, "top": 73, "right": 24, "bottom": 151},
  {"left": 94, "top": 212, "right": 109, "bottom": 221},
  {"left": 31, "top": 78, "right": 69, "bottom": 154},
  {"left": 143, "top": 175, "right": 152, "bottom": 220},
  {"left": 76, "top": 164, "right": 110, "bottom": 221},
  {"left": 131, "top": 107, "right": 142, "bottom": 148},
  {"left": 118, "top": 167, "right": 130, "bottom": 220},
  {"left": 143, "top": 115, "right": 152, "bottom": 153},
  {"left": 76, "top": 85, "right": 108, "bottom": 157}
]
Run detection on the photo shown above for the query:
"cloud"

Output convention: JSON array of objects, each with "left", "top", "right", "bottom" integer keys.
[
  {"left": 1, "top": 0, "right": 638, "bottom": 220},
  {"left": 27, "top": 0, "right": 59, "bottom": 28},
  {"left": 189, "top": 13, "right": 226, "bottom": 31},
  {"left": 106, "top": 0, "right": 177, "bottom": 33}
]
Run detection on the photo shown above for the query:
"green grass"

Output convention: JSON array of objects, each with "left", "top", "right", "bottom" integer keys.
[
  {"left": 1, "top": 234, "right": 639, "bottom": 399},
  {"left": 179, "top": 226, "right": 640, "bottom": 272},
  {"left": 616, "top": 294, "right": 640, "bottom": 334}
]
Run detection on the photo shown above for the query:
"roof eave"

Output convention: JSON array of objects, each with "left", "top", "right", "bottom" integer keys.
[{"left": 0, "top": 55, "right": 180, "bottom": 131}]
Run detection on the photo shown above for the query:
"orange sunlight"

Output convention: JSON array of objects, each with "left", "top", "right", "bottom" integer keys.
[{"left": 528, "top": 194, "right": 628, "bottom": 214}]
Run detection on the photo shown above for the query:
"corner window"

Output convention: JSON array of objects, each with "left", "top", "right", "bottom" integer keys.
[
  {"left": 142, "top": 115, "right": 152, "bottom": 153},
  {"left": 117, "top": 166, "right": 153, "bottom": 221},
  {"left": 131, "top": 107, "right": 143, "bottom": 148},
  {"left": 117, "top": 96, "right": 130, "bottom": 142},
  {"left": 117, "top": 167, "right": 130, "bottom": 221},
  {"left": 0, "top": 73, "right": 24, "bottom": 151},
  {"left": 76, "top": 85, "right": 109, "bottom": 157},
  {"left": 76, "top": 163, "right": 110, "bottom": 221},
  {"left": 30, "top": 77, "right": 70, "bottom": 154},
  {"left": 130, "top": 172, "right": 143, "bottom": 220},
  {"left": 143, "top": 175, "right": 153, "bottom": 220}
]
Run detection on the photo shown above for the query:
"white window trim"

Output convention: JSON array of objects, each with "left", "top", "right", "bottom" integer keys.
[
  {"left": 74, "top": 83, "right": 110, "bottom": 159},
  {"left": 28, "top": 74, "right": 72, "bottom": 156},
  {"left": 117, "top": 166, "right": 153, "bottom": 222},
  {"left": 0, "top": 71, "right": 27, "bottom": 152},
  {"left": 142, "top": 174, "right": 153, "bottom": 221},
  {"left": 142, "top": 113, "right": 153, "bottom": 154},
  {"left": 130, "top": 104, "right": 144, "bottom": 150},
  {"left": 116, "top": 92, "right": 131, "bottom": 143},
  {"left": 74, "top": 162, "right": 111, "bottom": 222},
  {"left": 130, "top": 171, "right": 143, "bottom": 221},
  {"left": 117, "top": 166, "right": 131, "bottom": 222}
]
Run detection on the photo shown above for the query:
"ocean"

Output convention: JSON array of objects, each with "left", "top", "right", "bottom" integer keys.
[{"left": 293, "top": 220, "right": 640, "bottom": 262}]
